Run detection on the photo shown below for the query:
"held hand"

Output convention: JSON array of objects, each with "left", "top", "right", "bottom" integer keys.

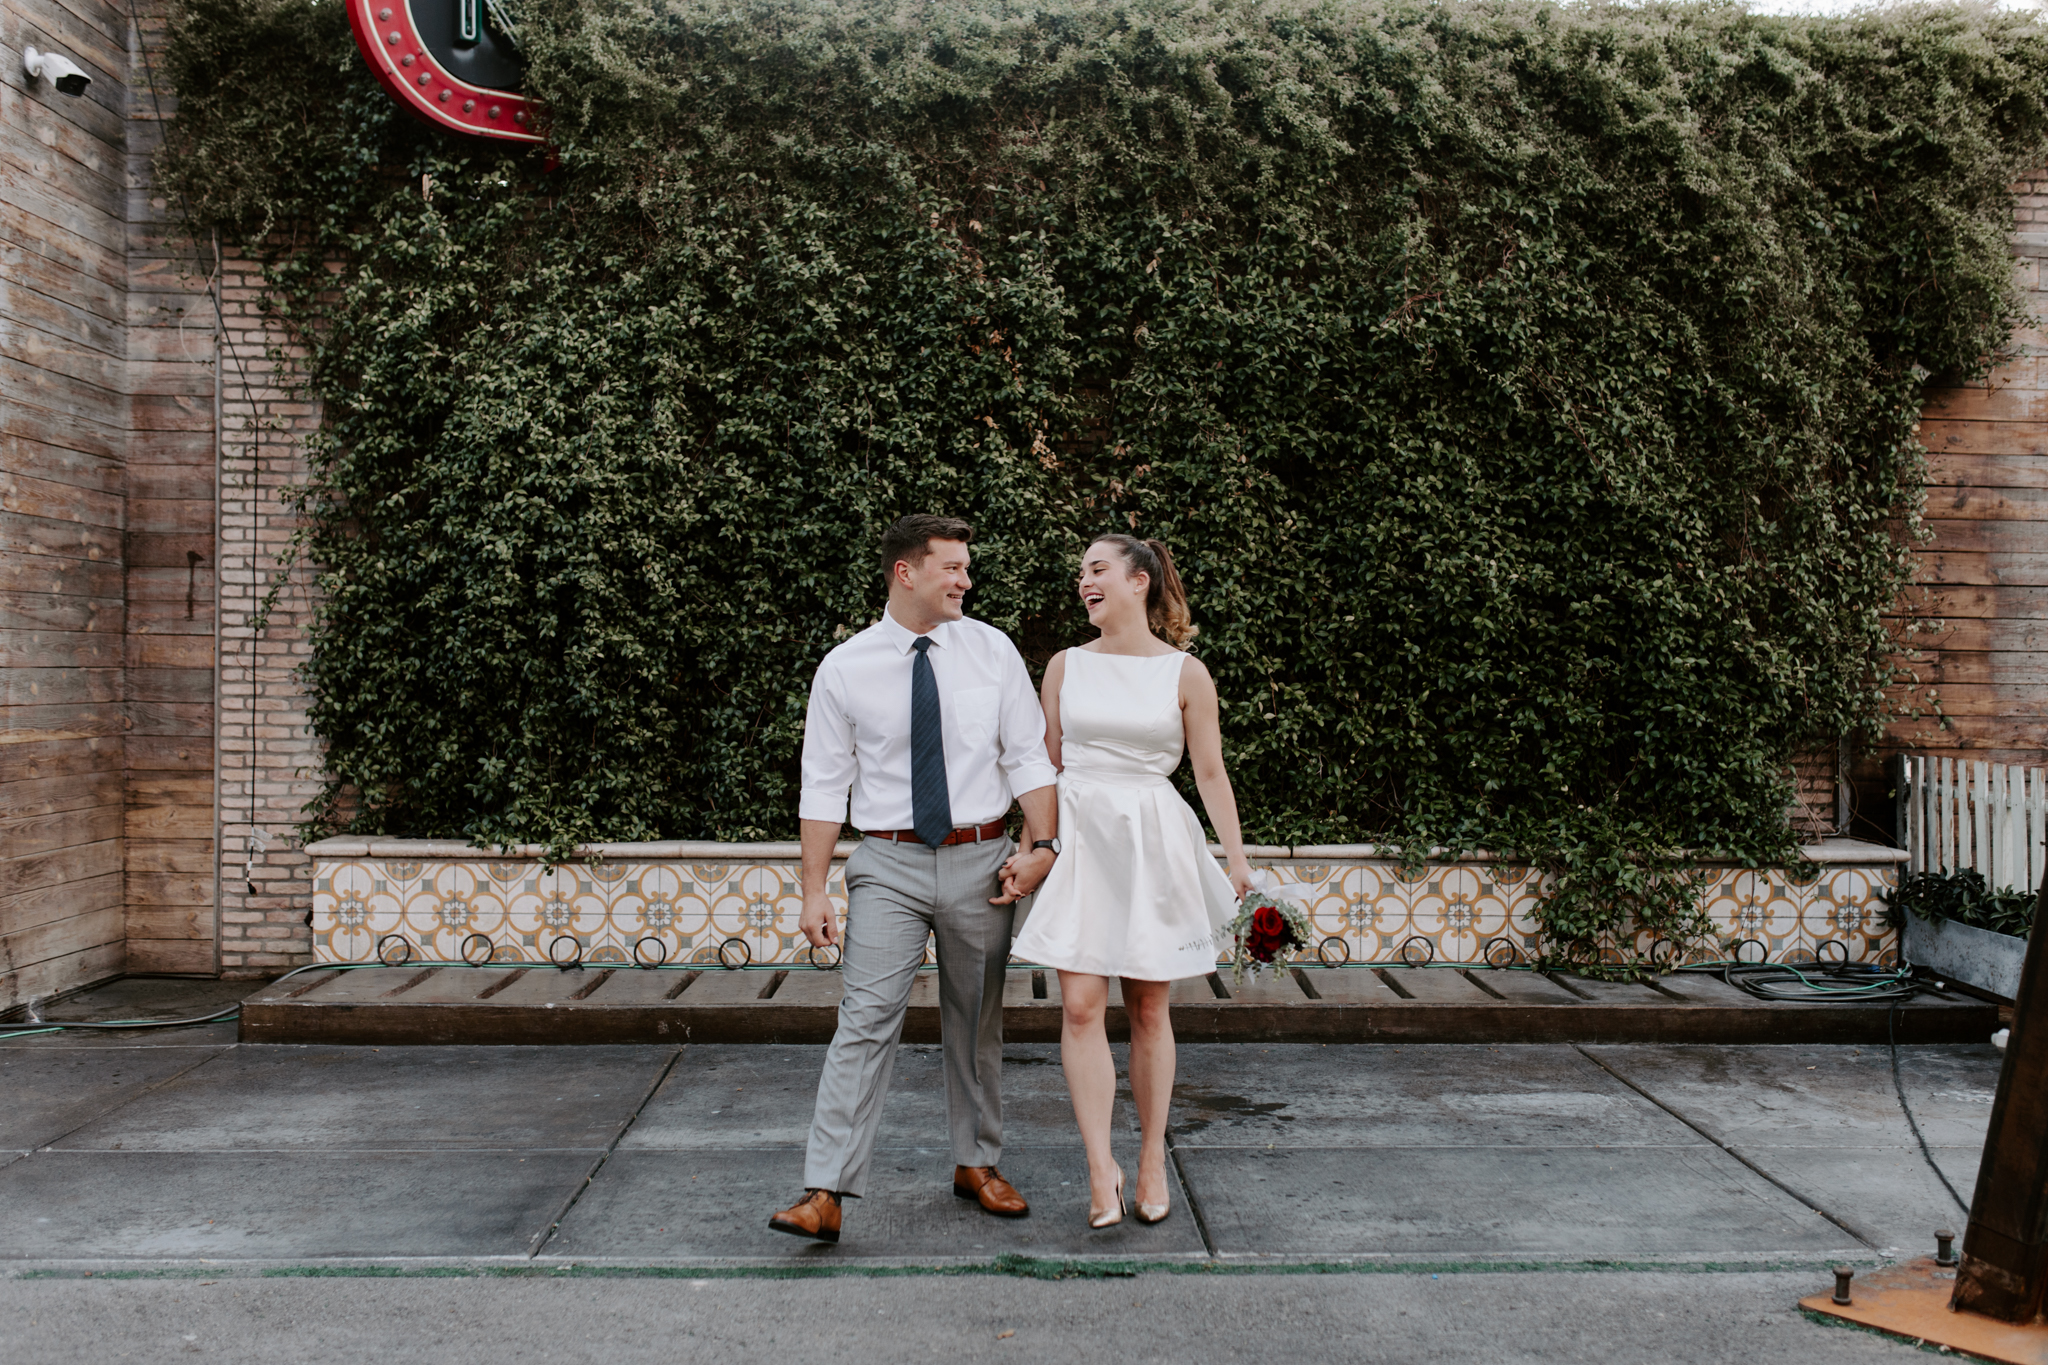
[
  {"left": 799, "top": 889, "right": 839, "bottom": 949},
  {"left": 990, "top": 848, "right": 1057, "bottom": 905},
  {"left": 1228, "top": 862, "right": 1256, "bottom": 901}
]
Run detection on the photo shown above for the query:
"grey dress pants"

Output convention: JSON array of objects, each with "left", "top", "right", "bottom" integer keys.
[{"left": 802, "top": 833, "right": 1015, "bottom": 1197}]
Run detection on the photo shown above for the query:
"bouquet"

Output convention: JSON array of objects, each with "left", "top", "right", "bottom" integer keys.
[{"left": 1225, "top": 884, "right": 1313, "bottom": 984}]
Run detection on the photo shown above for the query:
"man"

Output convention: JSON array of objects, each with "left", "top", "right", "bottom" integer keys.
[{"left": 768, "top": 515, "right": 1061, "bottom": 1244}]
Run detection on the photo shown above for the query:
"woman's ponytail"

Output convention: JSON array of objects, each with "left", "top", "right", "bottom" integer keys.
[{"left": 1142, "top": 539, "right": 1196, "bottom": 648}]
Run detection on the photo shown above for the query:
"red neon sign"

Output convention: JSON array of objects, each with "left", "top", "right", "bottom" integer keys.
[{"left": 346, "top": 0, "right": 540, "bottom": 143}]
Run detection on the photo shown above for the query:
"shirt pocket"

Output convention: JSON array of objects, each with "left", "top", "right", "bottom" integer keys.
[{"left": 950, "top": 685, "right": 1002, "bottom": 746}]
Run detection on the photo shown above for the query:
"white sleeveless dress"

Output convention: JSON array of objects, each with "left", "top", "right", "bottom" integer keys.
[{"left": 1009, "top": 648, "right": 1238, "bottom": 981}]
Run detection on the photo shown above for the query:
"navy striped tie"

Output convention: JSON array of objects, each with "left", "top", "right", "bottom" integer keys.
[{"left": 909, "top": 637, "right": 953, "bottom": 847}]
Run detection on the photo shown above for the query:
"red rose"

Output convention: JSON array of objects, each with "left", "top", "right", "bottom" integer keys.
[{"left": 1245, "top": 904, "right": 1291, "bottom": 962}]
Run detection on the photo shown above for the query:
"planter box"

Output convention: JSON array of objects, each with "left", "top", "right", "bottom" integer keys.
[{"left": 1902, "top": 912, "right": 2029, "bottom": 1002}]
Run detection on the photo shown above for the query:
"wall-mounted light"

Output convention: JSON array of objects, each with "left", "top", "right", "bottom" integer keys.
[{"left": 23, "top": 46, "right": 92, "bottom": 96}]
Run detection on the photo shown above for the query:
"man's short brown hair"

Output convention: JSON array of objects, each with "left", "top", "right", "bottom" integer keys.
[{"left": 878, "top": 514, "right": 974, "bottom": 586}]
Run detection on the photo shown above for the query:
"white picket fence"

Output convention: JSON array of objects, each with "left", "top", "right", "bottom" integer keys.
[{"left": 1896, "top": 755, "right": 2048, "bottom": 894}]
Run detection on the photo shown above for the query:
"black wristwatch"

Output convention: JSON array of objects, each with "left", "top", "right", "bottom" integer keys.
[{"left": 1033, "top": 838, "right": 1062, "bottom": 855}]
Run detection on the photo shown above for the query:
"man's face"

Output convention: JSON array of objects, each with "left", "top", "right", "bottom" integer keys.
[{"left": 896, "top": 538, "right": 972, "bottom": 625}]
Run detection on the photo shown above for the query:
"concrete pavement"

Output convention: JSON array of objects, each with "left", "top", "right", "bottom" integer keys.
[{"left": 0, "top": 977, "right": 2003, "bottom": 1361}]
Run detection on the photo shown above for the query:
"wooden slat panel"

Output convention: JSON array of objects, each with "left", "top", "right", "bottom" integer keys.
[
  {"left": 0, "top": 840, "right": 120, "bottom": 897},
  {"left": 1896, "top": 585, "right": 2048, "bottom": 618},
  {"left": 1897, "top": 685, "right": 2048, "bottom": 716},
  {"left": 126, "top": 568, "right": 219, "bottom": 603},
  {"left": 0, "top": 666, "right": 121, "bottom": 706},
  {"left": 125, "top": 904, "right": 213, "bottom": 938},
  {"left": 1927, "top": 453, "right": 2048, "bottom": 489},
  {"left": 0, "top": 233, "right": 122, "bottom": 323},
  {"left": 1885, "top": 720, "right": 2048, "bottom": 753},
  {"left": 0, "top": 176, "right": 125, "bottom": 273},
  {"left": 126, "top": 871, "right": 213, "bottom": 908},
  {"left": 125, "top": 667, "right": 213, "bottom": 705},
  {"left": 1915, "top": 520, "right": 2048, "bottom": 554},
  {"left": 0, "top": 509, "right": 122, "bottom": 561},
  {"left": 127, "top": 431, "right": 214, "bottom": 471},
  {"left": 0, "top": 905, "right": 123, "bottom": 975},
  {"left": 0, "top": 770, "right": 121, "bottom": 819},
  {"left": 0, "top": 627, "right": 119, "bottom": 669},
  {"left": 1922, "top": 384, "right": 2048, "bottom": 423},
  {"left": 0, "top": 462, "right": 123, "bottom": 518},
  {"left": 1898, "top": 619, "right": 2048, "bottom": 652},
  {"left": 0, "top": 872, "right": 122, "bottom": 936},
  {"left": 127, "top": 633, "right": 213, "bottom": 669},
  {"left": 1920, "top": 421, "right": 2048, "bottom": 457},
  {"left": 1915, "top": 552, "right": 2048, "bottom": 586},
  {"left": 0, "top": 200, "right": 124, "bottom": 294},
  {"left": 123, "top": 939, "right": 215, "bottom": 974},
  {"left": 125, "top": 840, "right": 216, "bottom": 874},
  {"left": 0, "top": 804, "right": 122, "bottom": 859},
  {"left": 130, "top": 390, "right": 211, "bottom": 432},
  {"left": 2, "top": 323, "right": 126, "bottom": 398},
  {"left": 124, "top": 701, "right": 211, "bottom": 736},
  {"left": 0, "top": 553, "right": 123, "bottom": 599},
  {"left": 124, "top": 801, "right": 213, "bottom": 840},
  {"left": 1905, "top": 652, "right": 2048, "bottom": 685},
  {"left": 0, "top": 700, "right": 124, "bottom": 740},
  {"left": 0, "top": 737, "right": 121, "bottom": 785},
  {"left": 0, "top": 268, "right": 124, "bottom": 353},
  {"left": 122, "top": 735, "right": 212, "bottom": 770},
  {"left": 126, "top": 774, "right": 213, "bottom": 806},
  {"left": 1918, "top": 486, "right": 2048, "bottom": 522},
  {"left": 0, "top": 941, "right": 124, "bottom": 1006}
]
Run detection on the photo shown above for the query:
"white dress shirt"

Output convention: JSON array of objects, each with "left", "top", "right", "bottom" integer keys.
[{"left": 799, "top": 608, "right": 1057, "bottom": 831}]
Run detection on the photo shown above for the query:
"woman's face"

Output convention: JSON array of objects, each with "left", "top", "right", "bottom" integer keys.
[{"left": 1078, "top": 541, "right": 1148, "bottom": 629}]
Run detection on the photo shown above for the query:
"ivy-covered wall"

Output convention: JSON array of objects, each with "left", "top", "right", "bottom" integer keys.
[{"left": 159, "top": 0, "right": 2048, "bottom": 956}]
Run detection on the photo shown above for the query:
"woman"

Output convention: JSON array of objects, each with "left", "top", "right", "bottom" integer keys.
[{"left": 1005, "top": 534, "right": 1254, "bottom": 1227}]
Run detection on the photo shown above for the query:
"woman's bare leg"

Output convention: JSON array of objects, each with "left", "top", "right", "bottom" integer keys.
[
  {"left": 1058, "top": 971, "right": 1123, "bottom": 1211},
  {"left": 1122, "top": 977, "right": 1175, "bottom": 1209}
]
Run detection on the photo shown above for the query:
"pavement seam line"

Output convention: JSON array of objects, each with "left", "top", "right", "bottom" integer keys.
[
  {"left": 1163, "top": 1130, "right": 1219, "bottom": 1258},
  {"left": 19, "top": 1044, "right": 236, "bottom": 1156},
  {"left": 528, "top": 1046, "right": 684, "bottom": 1257},
  {"left": 1887, "top": 1001, "right": 1971, "bottom": 1216},
  {"left": 1572, "top": 1045, "right": 1887, "bottom": 1252}
]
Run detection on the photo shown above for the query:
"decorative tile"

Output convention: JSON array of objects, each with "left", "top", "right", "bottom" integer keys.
[{"left": 311, "top": 850, "right": 1900, "bottom": 968}]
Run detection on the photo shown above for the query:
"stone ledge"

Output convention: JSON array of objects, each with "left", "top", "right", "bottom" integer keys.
[{"left": 303, "top": 835, "right": 1908, "bottom": 865}]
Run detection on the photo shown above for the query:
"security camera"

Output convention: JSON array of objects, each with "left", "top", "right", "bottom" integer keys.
[{"left": 23, "top": 47, "right": 91, "bottom": 97}]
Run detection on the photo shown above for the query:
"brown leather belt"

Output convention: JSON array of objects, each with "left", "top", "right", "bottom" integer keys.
[{"left": 864, "top": 818, "right": 1007, "bottom": 847}]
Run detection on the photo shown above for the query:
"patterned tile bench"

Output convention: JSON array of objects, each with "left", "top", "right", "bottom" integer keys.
[{"left": 307, "top": 837, "right": 1906, "bottom": 969}]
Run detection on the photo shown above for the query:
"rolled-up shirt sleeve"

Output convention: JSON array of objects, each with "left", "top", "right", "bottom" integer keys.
[
  {"left": 797, "top": 657, "right": 857, "bottom": 825},
  {"left": 994, "top": 646, "right": 1057, "bottom": 797}
]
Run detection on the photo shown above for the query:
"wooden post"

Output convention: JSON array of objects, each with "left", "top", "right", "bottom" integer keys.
[{"left": 1952, "top": 869, "right": 2048, "bottom": 1322}]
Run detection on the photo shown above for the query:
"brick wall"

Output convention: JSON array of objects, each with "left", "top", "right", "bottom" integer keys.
[{"left": 211, "top": 245, "right": 322, "bottom": 977}]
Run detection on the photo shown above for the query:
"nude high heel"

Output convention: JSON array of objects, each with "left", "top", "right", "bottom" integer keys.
[
  {"left": 1088, "top": 1170, "right": 1127, "bottom": 1229},
  {"left": 1135, "top": 1190, "right": 1171, "bottom": 1226}
]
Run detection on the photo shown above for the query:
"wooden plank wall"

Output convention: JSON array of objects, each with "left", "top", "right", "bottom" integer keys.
[
  {"left": 1856, "top": 170, "right": 2048, "bottom": 836},
  {"left": 122, "top": 2, "right": 215, "bottom": 974},
  {"left": 1, "top": 0, "right": 214, "bottom": 1012},
  {"left": 2, "top": 0, "right": 134, "bottom": 1008}
]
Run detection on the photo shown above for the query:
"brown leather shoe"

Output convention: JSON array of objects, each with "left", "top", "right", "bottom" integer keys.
[
  {"left": 768, "top": 1188, "right": 842, "bottom": 1243},
  {"left": 954, "top": 1165, "right": 1029, "bottom": 1218}
]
